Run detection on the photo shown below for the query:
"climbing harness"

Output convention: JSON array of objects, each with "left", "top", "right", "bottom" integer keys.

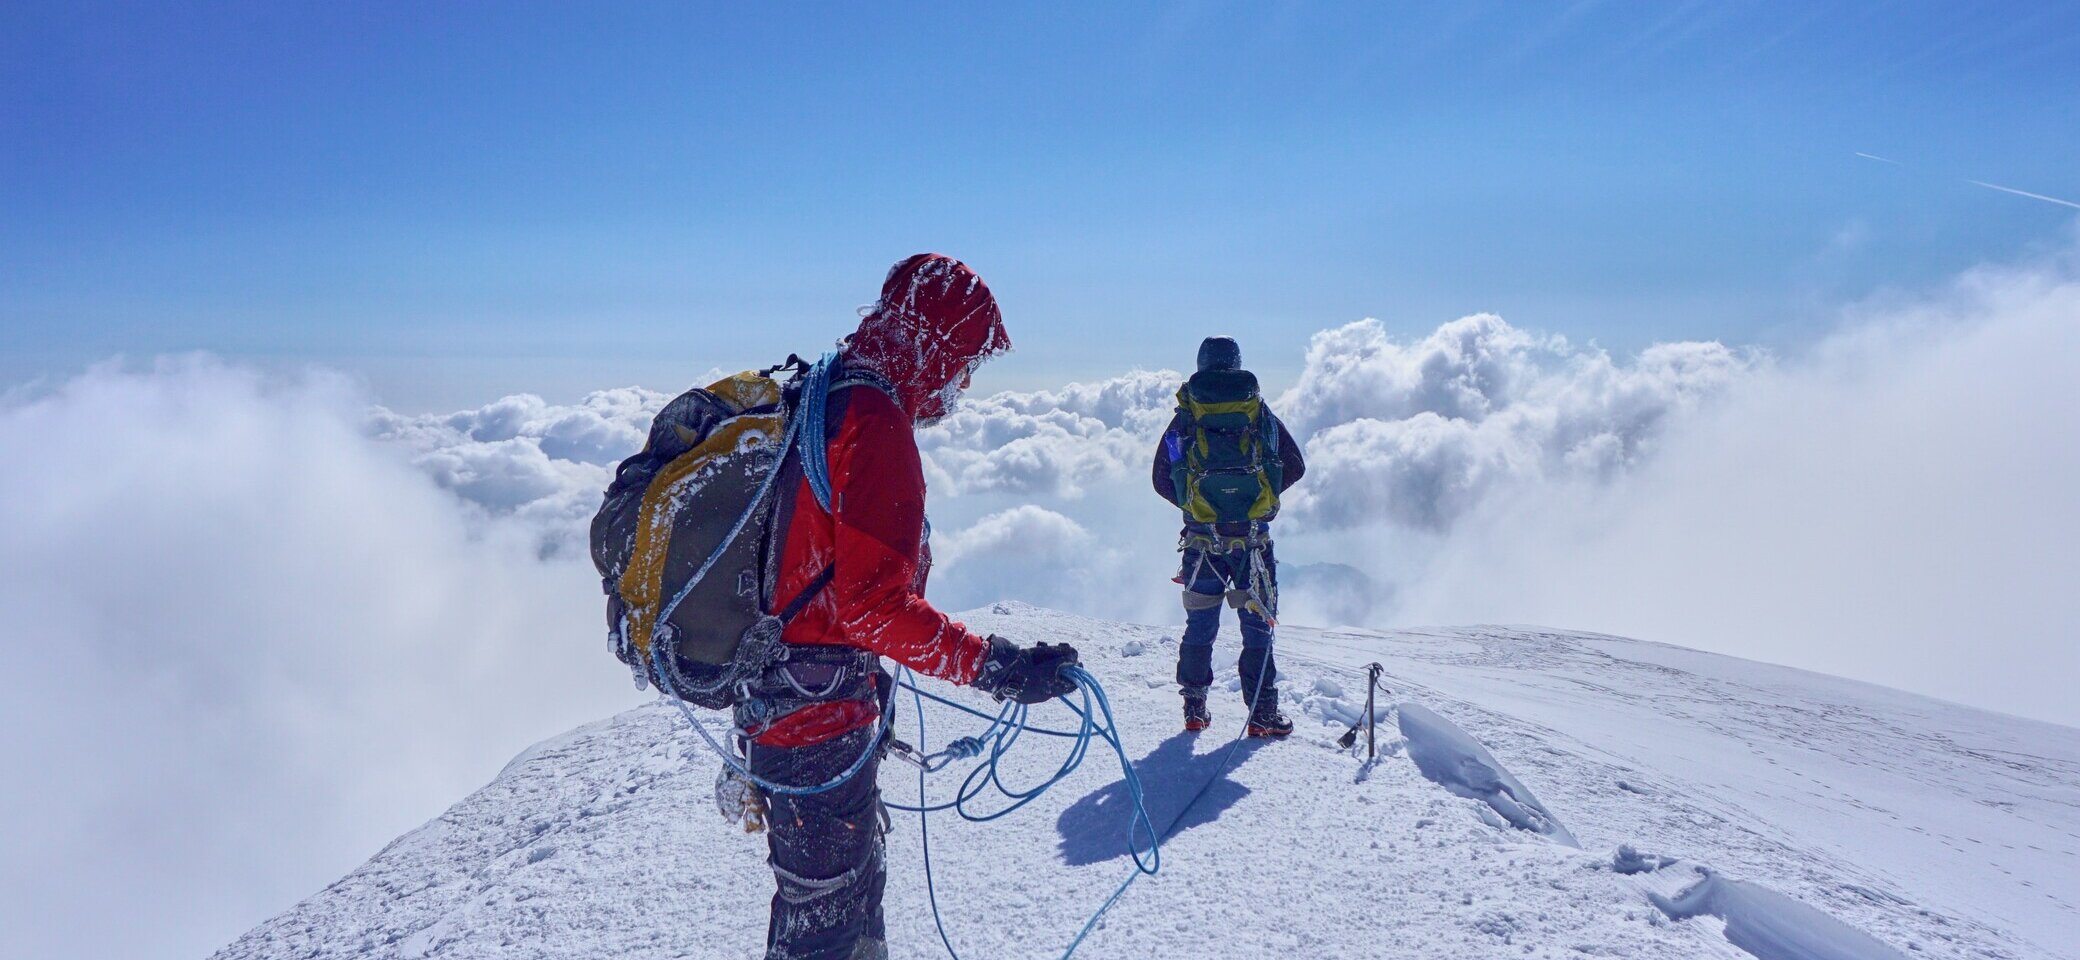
[
  {"left": 1335, "top": 662, "right": 1391, "bottom": 760},
  {"left": 1177, "top": 527, "right": 1279, "bottom": 626}
]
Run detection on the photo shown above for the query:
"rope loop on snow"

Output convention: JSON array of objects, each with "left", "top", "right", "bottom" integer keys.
[{"left": 896, "top": 663, "right": 1159, "bottom": 960}]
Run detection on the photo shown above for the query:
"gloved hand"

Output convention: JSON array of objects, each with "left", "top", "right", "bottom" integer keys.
[{"left": 972, "top": 635, "right": 1080, "bottom": 704}]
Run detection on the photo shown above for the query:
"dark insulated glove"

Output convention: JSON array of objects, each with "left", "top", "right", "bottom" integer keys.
[{"left": 973, "top": 636, "right": 1081, "bottom": 704}]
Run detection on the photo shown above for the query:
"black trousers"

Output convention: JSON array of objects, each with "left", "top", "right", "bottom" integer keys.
[{"left": 748, "top": 725, "right": 888, "bottom": 960}]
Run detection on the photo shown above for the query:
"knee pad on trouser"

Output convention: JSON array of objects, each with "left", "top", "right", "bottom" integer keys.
[
  {"left": 1179, "top": 588, "right": 1222, "bottom": 650},
  {"left": 1238, "top": 643, "right": 1278, "bottom": 712}
]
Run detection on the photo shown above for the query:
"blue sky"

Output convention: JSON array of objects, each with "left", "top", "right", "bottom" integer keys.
[{"left": 5, "top": 1, "right": 2078, "bottom": 409}]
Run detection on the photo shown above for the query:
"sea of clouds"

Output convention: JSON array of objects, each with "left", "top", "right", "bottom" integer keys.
[
  {"left": 360, "top": 310, "right": 1764, "bottom": 631},
  {"left": 5, "top": 246, "right": 2078, "bottom": 960}
]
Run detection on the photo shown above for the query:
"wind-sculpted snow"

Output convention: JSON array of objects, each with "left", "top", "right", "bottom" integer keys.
[
  {"left": 213, "top": 609, "right": 2071, "bottom": 960},
  {"left": 1649, "top": 868, "right": 1913, "bottom": 960},
  {"left": 1397, "top": 702, "right": 1579, "bottom": 846}
]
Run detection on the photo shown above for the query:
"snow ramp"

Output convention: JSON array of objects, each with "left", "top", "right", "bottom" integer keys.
[{"left": 210, "top": 605, "right": 2069, "bottom": 959}]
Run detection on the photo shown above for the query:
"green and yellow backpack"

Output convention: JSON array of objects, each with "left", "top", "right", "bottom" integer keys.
[{"left": 1166, "top": 369, "right": 1285, "bottom": 525}]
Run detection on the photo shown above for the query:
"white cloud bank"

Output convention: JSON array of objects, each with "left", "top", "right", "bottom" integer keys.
[
  {"left": 5, "top": 247, "right": 2078, "bottom": 960},
  {"left": 1275, "top": 315, "right": 1757, "bottom": 531},
  {"left": 1393, "top": 254, "right": 2080, "bottom": 719},
  {"left": 0, "top": 359, "right": 638, "bottom": 960},
  {"left": 366, "top": 386, "right": 672, "bottom": 558}
]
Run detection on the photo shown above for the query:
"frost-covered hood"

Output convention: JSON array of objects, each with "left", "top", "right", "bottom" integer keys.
[{"left": 842, "top": 253, "right": 1010, "bottom": 422}]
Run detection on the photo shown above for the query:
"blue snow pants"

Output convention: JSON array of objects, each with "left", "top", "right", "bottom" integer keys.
[
  {"left": 1175, "top": 544, "right": 1279, "bottom": 710},
  {"left": 747, "top": 724, "right": 888, "bottom": 960}
]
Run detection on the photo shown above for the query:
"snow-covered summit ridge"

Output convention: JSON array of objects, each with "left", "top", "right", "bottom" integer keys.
[{"left": 215, "top": 606, "right": 2079, "bottom": 959}]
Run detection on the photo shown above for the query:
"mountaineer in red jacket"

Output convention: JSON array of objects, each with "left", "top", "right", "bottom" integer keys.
[{"left": 746, "top": 254, "right": 1078, "bottom": 960}]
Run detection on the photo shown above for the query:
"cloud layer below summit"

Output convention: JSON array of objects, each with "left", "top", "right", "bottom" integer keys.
[{"left": 5, "top": 248, "right": 2080, "bottom": 960}]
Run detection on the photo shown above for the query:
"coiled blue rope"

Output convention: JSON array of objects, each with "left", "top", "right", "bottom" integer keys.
[
  {"left": 896, "top": 663, "right": 1159, "bottom": 960},
  {"left": 796, "top": 350, "right": 839, "bottom": 512},
  {"left": 1054, "top": 652, "right": 1277, "bottom": 956}
]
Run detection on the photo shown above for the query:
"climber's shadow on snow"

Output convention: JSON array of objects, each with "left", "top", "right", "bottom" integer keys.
[{"left": 1055, "top": 732, "right": 1270, "bottom": 865}]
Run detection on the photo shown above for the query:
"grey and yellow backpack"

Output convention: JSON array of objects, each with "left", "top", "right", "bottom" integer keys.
[
  {"left": 590, "top": 353, "right": 869, "bottom": 709},
  {"left": 1166, "top": 369, "right": 1285, "bottom": 525}
]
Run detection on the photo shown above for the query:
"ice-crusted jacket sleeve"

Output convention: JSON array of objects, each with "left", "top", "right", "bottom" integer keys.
[
  {"left": 824, "top": 388, "right": 992, "bottom": 683},
  {"left": 1272, "top": 412, "right": 1305, "bottom": 491},
  {"left": 1152, "top": 412, "right": 1183, "bottom": 503}
]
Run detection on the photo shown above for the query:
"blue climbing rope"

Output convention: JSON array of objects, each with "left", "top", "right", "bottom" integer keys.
[
  {"left": 660, "top": 632, "right": 1256, "bottom": 956},
  {"left": 1055, "top": 633, "right": 1280, "bottom": 957},
  {"left": 796, "top": 350, "right": 839, "bottom": 512},
  {"left": 895, "top": 663, "right": 1160, "bottom": 960}
]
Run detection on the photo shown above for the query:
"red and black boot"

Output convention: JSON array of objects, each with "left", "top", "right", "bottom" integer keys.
[
  {"left": 1246, "top": 708, "right": 1294, "bottom": 738},
  {"left": 1245, "top": 690, "right": 1293, "bottom": 738},
  {"left": 1183, "top": 695, "right": 1212, "bottom": 732}
]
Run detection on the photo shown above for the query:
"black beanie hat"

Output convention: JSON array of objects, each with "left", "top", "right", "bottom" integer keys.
[{"left": 1197, "top": 336, "right": 1242, "bottom": 373}]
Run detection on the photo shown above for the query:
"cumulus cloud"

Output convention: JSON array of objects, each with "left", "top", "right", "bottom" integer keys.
[
  {"left": 1392, "top": 251, "right": 2080, "bottom": 725},
  {"left": 918, "top": 503, "right": 1176, "bottom": 629},
  {"left": 0, "top": 359, "right": 639, "bottom": 960},
  {"left": 917, "top": 369, "right": 1181, "bottom": 498},
  {"left": 931, "top": 506, "right": 1111, "bottom": 610},
  {"left": 292, "top": 271, "right": 2079, "bottom": 726},
  {"left": 328, "top": 316, "right": 1769, "bottom": 644},
  {"left": 1274, "top": 315, "right": 1758, "bottom": 531},
  {"left": 366, "top": 387, "right": 669, "bottom": 557}
]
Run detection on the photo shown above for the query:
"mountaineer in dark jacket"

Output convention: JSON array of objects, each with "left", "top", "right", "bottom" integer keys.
[{"left": 1151, "top": 336, "right": 1305, "bottom": 737}]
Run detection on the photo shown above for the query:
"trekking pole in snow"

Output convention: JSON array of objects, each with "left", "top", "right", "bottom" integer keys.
[{"left": 1336, "top": 662, "right": 1389, "bottom": 759}]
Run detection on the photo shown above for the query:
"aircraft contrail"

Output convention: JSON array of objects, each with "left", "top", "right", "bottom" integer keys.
[
  {"left": 1855, "top": 152, "right": 2080, "bottom": 211},
  {"left": 1966, "top": 179, "right": 2080, "bottom": 211}
]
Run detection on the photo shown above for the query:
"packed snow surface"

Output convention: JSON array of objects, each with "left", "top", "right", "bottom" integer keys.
[{"left": 216, "top": 606, "right": 2080, "bottom": 959}]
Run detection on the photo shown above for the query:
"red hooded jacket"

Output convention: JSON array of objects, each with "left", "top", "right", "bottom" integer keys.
[{"left": 754, "top": 254, "right": 1011, "bottom": 747}]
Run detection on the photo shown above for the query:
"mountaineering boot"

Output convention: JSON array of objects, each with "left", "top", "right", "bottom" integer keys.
[
  {"left": 1183, "top": 696, "right": 1212, "bottom": 732},
  {"left": 1245, "top": 689, "right": 1293, "bottom": 738},
  {"left": 1246, "top": 707, "right": 1294, "bottom": 738}
]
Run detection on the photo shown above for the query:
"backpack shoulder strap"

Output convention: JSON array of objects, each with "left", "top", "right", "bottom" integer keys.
[
  {"left": 756, "top": 353, "right": 906, "bottom": 619},
  {"left": 831, "top": 365, "right": 897, "bottom": 399},
  {"left": 786, "top": 352, "right": 904, "bottom": 512},
  {"left": 790, "top": 352, "right": 842, "bottom": 513}
]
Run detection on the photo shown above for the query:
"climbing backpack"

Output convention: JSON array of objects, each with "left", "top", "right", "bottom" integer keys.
[
  {"left": 1167, "top": 368, "right": 1284, "bottom": 525},
  {"left": 589, "top": 353, "right": 870, "bottom": 710}
]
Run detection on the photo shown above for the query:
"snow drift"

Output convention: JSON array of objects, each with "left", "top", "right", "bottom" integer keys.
[{"left": 1397, "top": 702, "right": 1578, "bottom": 847}]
